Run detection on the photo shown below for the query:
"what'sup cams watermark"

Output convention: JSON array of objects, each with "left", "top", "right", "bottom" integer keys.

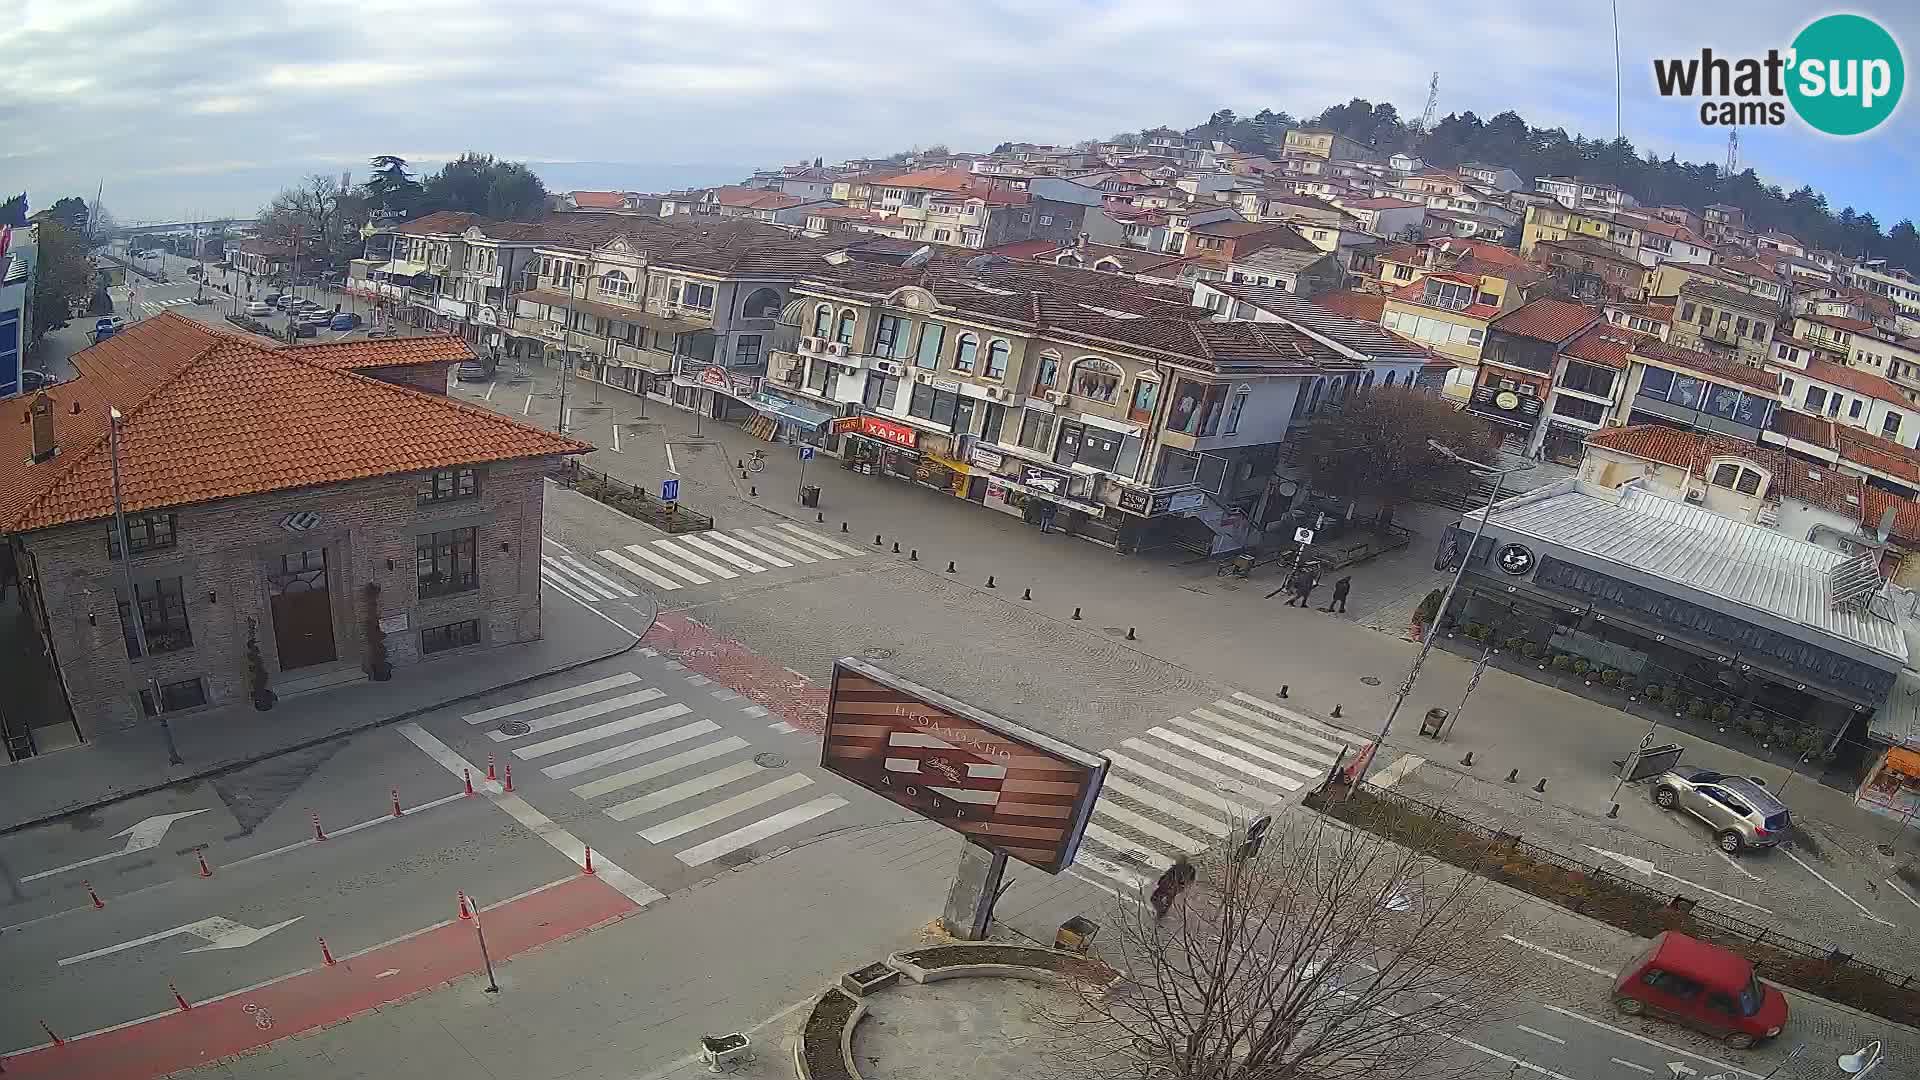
[{"left": 1653, "top": 13, "right": 1903, "bottom": 136}]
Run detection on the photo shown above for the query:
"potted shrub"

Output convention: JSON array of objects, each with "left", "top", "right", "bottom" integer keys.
[
  {"left": 1411, "top": 588, "right": 1441, "bottom": 637},
  {"left": 1710, "top": 703, "right": 1733, "bottom": 725},
  {"left": 364, "top": 582, "right": 392, "bottom": 681},
  {"left": 1686, "top": 698, "right": 1711, "bottom": 722},
  {"left": 1570, "top": 658, "right": 1591, "bottom": 679},
  {"left": 1503, "top": 635, "right": 1528, "bottom": 653},
  {"left": 1599, "top": 669, "right": 1621, "bottom": 689},
  {"left": 1551, "top": 653, "right": 1574, "bottom": 672},
  {"left": 245, "top": 618, "right": 276, "bottom": 711},
  {"left": 1620, "top": 677, "right": 1641, "bottom": 700}
]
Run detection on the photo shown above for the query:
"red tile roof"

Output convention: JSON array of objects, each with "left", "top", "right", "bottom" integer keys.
[
  {"left": 1312, "top": 289, "right": 1386, "bottom": 322},
  {"left": 1586, "top": 424, "right": 1882, "bottom": 522},
  {"left": 1631, "top": 338, "right": 1781, "bottom": 393},
  {"left": 1490, "top": 298, "right": 1598, "bottom": 344},
  {"left": 1860, "top": 486, "right": 1920, "bottom": 545},
  {"left": 1802, "top": 358, "right": 1907, "bottom": 403},
  {"left": 1836, "top": 428, "right": 1920, "bottom": 485},
  {"left": 282, "top": 336, "right": 474, "bottom": 370},
  {"left": 569, "top": 190, "right": 627, "bottom": 209},
  {"left": 393, "top": 211, "right": 488, "bottom": 236},
  {"left": 1561, "top": 325, "right": 1641, "bottom": 369},
  {"left": 1802, "top": 313, "right": 1877, "bottom": 335},
  {"left": 0, "top": 314, "right": 588, "bottom": 533},
  {"left": 1768, "top": 408, "right": 1837, "bottom": 449},
  {"left": 1585, "top": 424, "right": 1719, "bottom": 470}
]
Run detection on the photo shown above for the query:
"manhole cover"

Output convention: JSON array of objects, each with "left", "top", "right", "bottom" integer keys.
[
  {"left": 754, "top": 753, "right": 789, "bottom": 769},
  {"left": 862, "top": 647, "right": 896, "bottom": 660},
  {"left": 498, "top": 719, "right": 532, "bottom": 737},
  {"left": 1360, "top": 676, "right": 1382, "bottom": 686}
]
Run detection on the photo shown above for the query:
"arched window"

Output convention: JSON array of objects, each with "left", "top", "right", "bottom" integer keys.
[
  {"left": 953, "top": 334, "right": 978, "bottom": 373},
  {"left": 985, "top": 340, "right": 1010, "bottom": 380},
  {"left": 1070, "top": 357, "right": 1122, "bottom": 402},
  {"left": 1363, "top": 370, "right": 1376, "bottom": 390},
  {"left": 741, "top": 288, "right": 782, "bottom": 319},
  {"left": 1034, "top": 350, "right": 1061, "bottom": 390},
  {"left": 1384, "top": 370, "right": 1397, "bottom": 387},
  {"left": 1129, "top": 378, "right": 1160, "bottom": 421},
  {"left": 599, "top": 270, "right": 634, "bottom": 299},
  {"left": 835, "top": 309, "right": 857, "bottom": 345},
  {"left": 1307, "top": 378, "right": 1326, "bottom": 414},
  {"left": 812, "top": 305, "right": 832, "bottom": 337}
]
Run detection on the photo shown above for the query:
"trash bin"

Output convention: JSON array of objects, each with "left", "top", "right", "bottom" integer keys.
[
  {"left": 1419, "top": 708, "right": 1447, "bottom": 739},
  {"left": 1056, "top": 916, "right": 1099, "bottom": 954},
  {"left": 799, "top": 485, "right": 821, "bottom": 508}
]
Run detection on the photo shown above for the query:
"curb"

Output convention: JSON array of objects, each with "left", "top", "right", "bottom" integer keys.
[{"left": 0, "top": 610, "right": 651, "bottom": 839}]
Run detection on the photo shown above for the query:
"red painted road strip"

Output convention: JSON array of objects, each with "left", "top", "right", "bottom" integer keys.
[
  {"left": 1, "top": 874, "right": 636, "bottom": 1080},
  {"left": 647, "top": 614, "right": 828, "bottom": 734}
]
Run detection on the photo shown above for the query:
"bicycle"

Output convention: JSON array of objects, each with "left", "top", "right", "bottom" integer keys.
[{"left": 748, "top": 449, "right": 767, "bottom": 474}]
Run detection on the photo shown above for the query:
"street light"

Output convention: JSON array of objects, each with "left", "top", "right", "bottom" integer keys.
[
  {"left": 108, "top": 407, "right": 184, "bottom": 767},
  {"left": 1356, "top": 439, "right": 1531, "bottom": 785},
  {"left": 1839, "top": 1040, "right": 1884, "bottom": 1077}
]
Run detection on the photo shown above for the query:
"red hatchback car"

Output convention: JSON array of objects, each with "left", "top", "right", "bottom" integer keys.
[{"left": 1613, "top": 932, "right": 1788, "bottom": 1048}]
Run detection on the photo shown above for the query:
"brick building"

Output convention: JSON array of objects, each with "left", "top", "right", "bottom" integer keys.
[{"left": 0, "top": 314, "right": 587, "bottom": 758}]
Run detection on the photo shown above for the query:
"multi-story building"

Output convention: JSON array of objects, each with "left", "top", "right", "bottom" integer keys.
[
  {"left": 1534, "top": 237, "right": 1649, "bottom": 303},
  {"left": 0, "top": 222, "right": 36, "bottom": 399},
  {"left": 1847, "top": 261, "right": 1920, "bottom": 323},
  {"left": 1612, "top": 337, "right": 1780, "bottom": 441},
  {"left": 1224, "top": 245, "right": 1344, "bottom": 297},
  {"left": 764, "top": 261, "right": 1397, "bottom": 551},
  {"left": 1379, "top": 251, "right": 1545, "bottom": 399},
  {"left": 1702, "top": 203, "right": 1747, "bottom": 242},
  {"left": 1519, "top": 203, "right": 1640, "bottom": 257},
  {"left": 1632, "top": 219, "right": 1714, "bottom": 268},
  {"left": 1335, "top": 197, "right": 1427, "bottom": 240},
  {"left": 1534, "top": 176, "right": 1639, "bottom": 213},
  {"left": 0, "top": 314, "right": 583, "bottom": 759},
  {"left": 1282, "top": 128, "right": 1378, "bottom": 163},
  {"left": 1469, "top": 299, "right": 1602, "bottom": 450},
  {"left": 1457, "top": 162, "right": 1523, "bottom": 191},
  {"left": 1539, "top": 323, "right": 1640, "bottom": 463},
  {"left": 1185, "top": 221, "right": 1318, "bottom": 276},
  {"left": 1766, "top": 354, "right": 1916, "bottom": 447},
  {"left": 1669, "top": 281, "right": 1777, "bottom": 363}
]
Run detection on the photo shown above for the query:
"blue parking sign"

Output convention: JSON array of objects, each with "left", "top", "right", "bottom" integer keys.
[
  {"left": 661, "top": 478, "right": 680, "bottom": 502},
  {"left": 799, "top": 447, "right": 815, "bottom": 460}
]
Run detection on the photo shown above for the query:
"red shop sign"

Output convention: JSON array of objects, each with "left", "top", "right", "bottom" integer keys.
[
  {"left": 700, "top": 365, "right": 730, "bottom": 389},
  {"left": 859, "top": 416, "right": 918, "bottom": 449}
]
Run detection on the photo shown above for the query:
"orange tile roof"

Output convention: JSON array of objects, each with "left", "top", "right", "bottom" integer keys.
[
  {"left": 1802, "top": 313, "right": 1877, "bottom": 335},
  {"left": 281, "top": 336, "right": 474, "bottom": 370},
  {"left": 1584, "top": 424, "right": 1704, "bottom": 470},
  {"left": 0, "top": 314, "right": 589, "bottom": 533},
  {"left": 1561, "top": 325, "right": 1641, "bottom": 369},
  {"left": 1836, "top": 428, "right": 1920, "bottom": 485},
  {"left": 1860, "top": 486, "right": 1920, "bottom": 545},
  {"left": 1768, "top": 408, "right": 1837, "bottom": 449},
  {"left": 1803, "top": 358, "right": 1907, "bottom": 403},
  {"left": 1630, "top": 338, "right": 1781, "bottom": 393},
  {"left": 569, "top": 190, "right": 627, "bottom": 209},
  {"left": 1312, "top": 289, "right": 1386, "bottom": 322},
  {"left": 1490, "top": 298, "right": 1598, "bottom": 344}
]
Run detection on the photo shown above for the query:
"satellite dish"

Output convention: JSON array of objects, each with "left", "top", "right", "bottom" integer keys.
[
  {"left": 901, "top": 245, "right": 934, "bottom": 269},
  {"left": 966, "top": 254, "right": 996, "bottom": 270}
]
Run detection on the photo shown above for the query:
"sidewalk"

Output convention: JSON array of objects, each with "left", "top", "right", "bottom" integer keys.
[{"left": 0, "top": 590, "right": 640, "bottom": 836}]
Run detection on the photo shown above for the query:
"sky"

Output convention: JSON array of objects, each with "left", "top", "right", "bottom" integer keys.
[{"left": 3, "top": 1, "right": 1916, "bottom": 227}]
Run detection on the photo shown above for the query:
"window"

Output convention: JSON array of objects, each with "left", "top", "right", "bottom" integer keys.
[
  {"left": 1069, "top": 358, "right": 1123, "bottom": 402},
  {"left": 984, "top": 340, "right": 1009, "bottom": 380},
  {"left": 108, "top": 512, "right": 177, "bottom": 557},
  {"left": 811, "top": 305, "right": 832, "bottom": 336},
  {"left": 1422, "top": 279, "right": 1474, "bottom": 311},
  {"left": 1849, "top": 399, "right": 1863, "bottom": 420},
  {"left": 835, "top": 309, "right": 857, "bottom": 345},
  {"left": 1783, "top": 377, "right": 1794, "bottom": 396},
  {"left": 733, "top": 335, "right": 762, "bottom": 369},
  {"left": 119, "top": 576, "right": 193, "bottom": 657},
  {"left": 914, "top": 323, "right": 945, "bottom": 369},
  {"left": 418, "top": 527, "right": 479, "bottom": 599},
  {"left": 1559, "top": 362, "right": 1615, "bottom": 398},
  {"left": 981, "top": 402, "right": 1006, "bottom": 444},
  {"left": 1224, "top": 390, "right": 1249, "bottom": 434},
  {"left": 1735, "top": 317, "right": 1749, "bottom": 339},
  {"left": 1550, "top": 395, "right": 1607, "bottom": 424},
  {"left": 1712, "top": 463, "right": 1741, "bottom": 488},
  {"left": 139, "top": 678, "right": 207, "bottom": 715},
  {"left": 677, "top": 282, "right": 715, "bottom": 311},
  {"left": 599, "top": 270, "right": 634, "bottom": 299},
  {"left": 1776, "top": 343, "right": 1790, "bottom": 360},
  {"left": 422, "top": 619, "right": 481, "bottom": 654},
  {"left": 741, "top": 288, "right": 782, "bottom": 319},
  {"left": 1018, "top": 409, "right": 1055, "bottom": 453},
  {"left": 1735, "top": 470, "right": 1763, "bottom": 495},
  {"left": 1391, "top": 263, "right": 1414, "bottom": 281},
  {"left": 932, "top": 229, "right": 953, "bottom": 243},
  {"left": 1638, "top": 367, "right": 1674, "bottom": 398},
  {"left": 1804, "top": 385, "right": 1828, "bottom": 411},
  {"left": 953, "top": 333, "right": 977, "bottom": 373},
  {"left": 874, "top": 315, "right": 908, "bottom": 357},
  {"left": 907, "top": 383, "right": 960, "bottom": 427},
  {"left": 1697, "top": 305, "right": 1712, "bottom": 326},
  {"left": 1033, "top": 351, "right": 1058, "bottom": 389},
  {"left": 1886, "top": 414, "right": 1904, "bottom": 438},
  {"left": 1130, "top": 379, "right": 1160, "bottom": 421},
  {"left": 417, "top": 468, "right": 479, "bottom": 505},
  {"left": 1039, "top": 215, "right": 1053, "bottom": 226}
]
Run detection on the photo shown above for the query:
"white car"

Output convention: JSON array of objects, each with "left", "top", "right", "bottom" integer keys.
[{"left": 245, "top": 300, "right": 274, "bottom": 316}]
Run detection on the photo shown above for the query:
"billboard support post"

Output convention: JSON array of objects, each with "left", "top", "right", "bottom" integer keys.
[{"left": 942, "top": 841, "right": 1010, "bottom": 941}]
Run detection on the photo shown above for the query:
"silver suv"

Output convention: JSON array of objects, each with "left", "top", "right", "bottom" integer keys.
[{"left": 1651, "top": 768, "right": 1791, "bottom": 853}]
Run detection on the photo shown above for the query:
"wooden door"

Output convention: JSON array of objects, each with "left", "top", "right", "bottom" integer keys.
[{"left": 269, "top": 549, "right": 337, "bottom": 670}]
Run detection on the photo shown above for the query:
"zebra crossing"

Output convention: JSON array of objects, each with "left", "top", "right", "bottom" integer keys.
[
  {"left": 461, "top": 670, "right": 847, "bottom": 867},
  {"left": 576, "top": 522, "right": 866, "bottom": 598},
  {"left": 137, "top": 297, "right": 195, "bottom": 316},
  {"left": 1070, "top": 692, "right": 1378, "bottom": 895}
]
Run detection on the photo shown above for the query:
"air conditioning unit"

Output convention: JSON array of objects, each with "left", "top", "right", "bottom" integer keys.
[
  {"left": 872, "top": 359, "right": 905, "bottom": 377},
  {"left": 1045, "top": 390, "right": 1069, "bottom": 406},
  {"left": 830, "top": 342, "right": 850, "bottom": 356},
  {"left": 1684, "top": 488, "right": 1705, "bottom": 504},
  {"left": 984, "top": 386, "right": 1004, "bottom": 400},
  {"left": 798, "top": 336, "right": 817, "bottom": 353}
]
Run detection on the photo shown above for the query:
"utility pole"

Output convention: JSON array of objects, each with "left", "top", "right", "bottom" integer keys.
[
  {"left": 1356, "top": 441, "right": 1530, "bottom": 786},
  {"left": 109, "top": 407, "right": 183, "bottom": 767}
]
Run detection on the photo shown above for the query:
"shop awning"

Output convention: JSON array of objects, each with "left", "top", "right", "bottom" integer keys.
[
  {"left": 376, "top": 260, "right": 430, "bottom": 277},
  {"left": 750, "top": 395, "right": 834, "bottom": 432}
]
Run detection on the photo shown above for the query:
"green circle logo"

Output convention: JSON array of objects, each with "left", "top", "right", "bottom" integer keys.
[{"left": 1788, "top": 14, "right": 1904, "bottom": 136}]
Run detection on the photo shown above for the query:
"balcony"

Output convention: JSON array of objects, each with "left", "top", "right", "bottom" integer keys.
[{"left": 642, "top": 296, "right": 715, "bottom": 330}]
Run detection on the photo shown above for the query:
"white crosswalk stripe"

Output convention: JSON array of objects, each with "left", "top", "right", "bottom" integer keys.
[
  {"left": 540, "top": 556, "right": 621, "bottom": 601},
  {"left": 542, "top": 567, "right": 600, "bottom": 605},
  {"left": 619, "top": 543, "right": 711, "bottom": 585},
  {"left": 732, "top": 528, "right": 818, "bottom": 563},
  {"left": 554, "top": 554, "right": 638, "bottom": 597},
  {"left": 772, "top": 523, "right": 864, "bottom": 557},
  {"left": 596, "top": 548, "right": 684, "bottom": 591},
  {"left": 700, "top": 530, "right": 791, "bottom": 567},
  {"left": 457, "top": 670, "right": 850, "bottom": 868},
  {"left": 1071, "top": 694, "right": 1370, "bottom": 897},
  {"left": 676, "top": 533, "right": 766, "bottom": 573},
  {"left": 571, "top": 526, "right": 875, "bottom": 602},
  {"left": 652, "top": 537, "right": 738, "bottom": 579}
]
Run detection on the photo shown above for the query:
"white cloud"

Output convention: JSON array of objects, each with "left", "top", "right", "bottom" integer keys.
[{"left": 7, "top": 0, "right": 1913, "bottom": 223}]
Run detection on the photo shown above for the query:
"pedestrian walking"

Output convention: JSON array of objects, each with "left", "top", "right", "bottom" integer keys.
[
  {"left": 1297, "top": 574, "right": 1319, "bottom": 608},
  {"left": 1150, "top": 856, "right": 1197, "bottom": 920},
  {"left": 1323, "top": 576, "right": 1351, "bottom": 614},
  {"left": 1282, "top": 569, "right": 1309, "bottom": 606}
]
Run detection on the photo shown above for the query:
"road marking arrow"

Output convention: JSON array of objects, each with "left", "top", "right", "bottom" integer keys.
[
  {"left": 1587, "top": 847, "right": 1774, "bottom": 914},
  {"left": 23, "top": 809, "right": 212, "bottom": 882},
  {"left": 1667, "top": 1064, "right": 1696, "bottom": 1078},
  {"left": 58, "top": 914, "right": 302, "bottom": 966}
]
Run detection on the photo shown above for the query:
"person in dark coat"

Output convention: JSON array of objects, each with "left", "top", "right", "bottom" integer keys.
[
  {"left": 1296, "top": 573, "right": 1320, "bottom": 608},
  {"left": 1282, "top": 569, "right": 1310, "bottom": 606},
  {"left": 1324, "top": 576, "right": 1352, "bottom": 614}
]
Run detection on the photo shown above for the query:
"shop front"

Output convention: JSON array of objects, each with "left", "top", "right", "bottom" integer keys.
[
  {"left": 984, "top": 459, "right": 1121, "bottom": 544},
  {"left": 1856, "top": 745, "right": 1920, "bottom": 830},
  {"left": 842, "top": 415, "right": 927, "bottom": 481},
  {"left": 670, "top": 363, "right": 761, "bottom": 422},
  {"left": 748, "top": 388, "right": 836, "bottom": 446}
]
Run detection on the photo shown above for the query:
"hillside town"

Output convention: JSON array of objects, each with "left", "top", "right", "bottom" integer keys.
[{"left": 6, "top": 94, "right": 1920, "bottom": 1080}]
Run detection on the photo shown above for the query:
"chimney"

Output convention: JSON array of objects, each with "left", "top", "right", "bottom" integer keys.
[{"left": 28, "top": 392, "right": 55, "bottom": 464}]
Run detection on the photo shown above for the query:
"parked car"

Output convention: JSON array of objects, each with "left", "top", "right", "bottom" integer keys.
[
  {"left": 1614, "top": 932, "right": 1787, "bottom": 1048},
  {"left": 301, "top": 311, "right": 333, "bottom": 328},
  {"left": 245, "top": 300, "right": 274, "bottom": 316},
  {"left": 288, "top": 320, "right": 317, "bottom": 338},
  {"left": 329, "top": 312, "right": 361, "bottom": 331},
  {"left": 455, "top": 361, "right": 492, "bottom": 382},
  {"left": 1651, "top": 767, "right": 1791, "bottom": 853},
  {"left": 274, "top": 294, "right": 298, "bottom": 309},
  {"left": 92, "top": 315, "right": 126, "bottom": 341}
]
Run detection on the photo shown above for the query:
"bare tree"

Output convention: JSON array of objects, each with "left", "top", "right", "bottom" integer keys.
[
  {"left": 1298, "top": 385, "right": 1500, "bottom": 511},
  {"left": 257, "top": 174, "right": 365, "bottom": 263},
  {"left": 1042, "top": 813, "right": 1527, "bottom": 1080}
]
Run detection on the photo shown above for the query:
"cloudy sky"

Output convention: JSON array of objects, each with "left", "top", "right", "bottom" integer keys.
[{"left": 4, "top": 1, "right": 1914, "bottom": 226}]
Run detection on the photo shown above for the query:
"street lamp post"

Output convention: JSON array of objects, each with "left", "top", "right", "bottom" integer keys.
[
  {"left": 1356, "top": 440, "right": 1531, "bottom": 785},
  {"left": 109, "top": 407, "right": 184, "bottom": 767}
]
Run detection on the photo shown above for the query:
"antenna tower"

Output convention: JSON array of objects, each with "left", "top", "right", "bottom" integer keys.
[
  {"left": 1725, "top": 130, "right": 1739, "bottom": 177},
  {"left": 1417, "top": 72, "right": 1440, "bottom": 133}
]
